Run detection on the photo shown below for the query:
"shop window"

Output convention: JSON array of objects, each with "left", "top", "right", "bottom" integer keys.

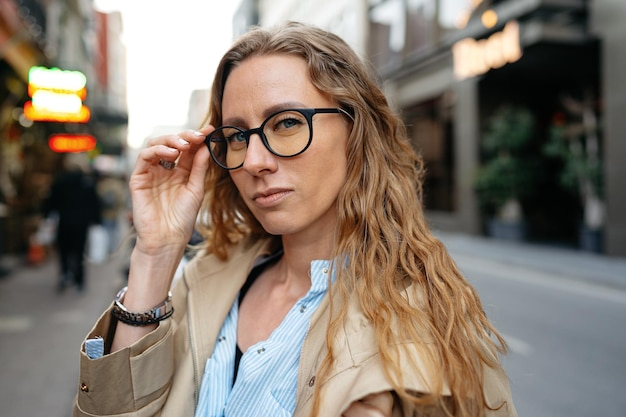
[
  {"left": 368, "top": 0, "right": 405, "bottom": 70},
  {"left": 405, "top": 0, "right": 437, "bottom": 55},
  {"left": 441, "top": 0, "right": 509, "bottom": 31},
  {"left": 368, "top": 0, "right": 479, "bottom": 70},
  {"left": 403, "top": 95, "right": 455, "bottom": 212}
]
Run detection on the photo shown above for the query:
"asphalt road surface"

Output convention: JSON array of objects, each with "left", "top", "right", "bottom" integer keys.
[{"left": 455, "top": 253, "right": 626, "bottom": 417}]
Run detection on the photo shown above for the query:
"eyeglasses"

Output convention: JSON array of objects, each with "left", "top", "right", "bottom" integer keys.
[{"left": 205, "top": 108, "right": 349, "bottom": 170}]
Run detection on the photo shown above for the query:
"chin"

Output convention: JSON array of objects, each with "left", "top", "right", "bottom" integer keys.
[
  {"left": 260, "top": 224, "right": 297, "bottom": 236},
  {"left": 257, "top": 217, "right": 300, "bottom": 236}
]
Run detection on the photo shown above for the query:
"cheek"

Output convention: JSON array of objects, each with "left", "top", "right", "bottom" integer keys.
[
  {"left": 228, "top": 171, "right": 247, "bottom": 199},
  {"left": 311, "top": 147, "right": 349, "bottom": 194}
]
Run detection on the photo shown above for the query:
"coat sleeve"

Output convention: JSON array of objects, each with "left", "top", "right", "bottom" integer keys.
[
  {"left": 296, "top": 297, "right": 517, "bottom": 417},
  {"left": 73, "top": 304, "right": 175, "bottom": 417},
  {"left": 312, "top": 348, "right": 517, "bottom": 417}
]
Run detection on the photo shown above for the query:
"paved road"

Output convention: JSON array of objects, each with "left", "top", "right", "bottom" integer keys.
[
  {"left": 439, "top": 232, "right": 626, "bottom": 417},
  {"left": 454, "top": 252, "right": 626, "bottom": 417}
]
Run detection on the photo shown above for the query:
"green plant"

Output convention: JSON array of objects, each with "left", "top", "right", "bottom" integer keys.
[
  {"left": 543, "top": 102, "right": 604, "bottom": 229},
  {"left": 474, "top": 106, "right": 537, "bottom": 220},
  {"left": 544, "top": 118, "right": 603, "bottom": 200}
]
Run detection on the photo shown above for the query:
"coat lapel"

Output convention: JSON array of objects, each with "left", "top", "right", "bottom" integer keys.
[{"left": 182, "top": 239, "right": 275, "bottom": 401}]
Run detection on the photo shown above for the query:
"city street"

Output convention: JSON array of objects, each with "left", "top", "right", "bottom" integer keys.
[
  {"left": 442, "top": 233, "right": 626, "bottom": 417},
  {"left": 1, "top": 232, "right": 625, "bottom": 417}
]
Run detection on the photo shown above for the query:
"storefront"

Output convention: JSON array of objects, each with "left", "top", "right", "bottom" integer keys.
[
  {"left": 0, "top": 0, "right": 53, "bottom": 255},
  {"left": 370, "top": 0, "right": 625, "bottom": 255},
  {"left": 1, "top": 2, "right": 129, "bottom": 258}
]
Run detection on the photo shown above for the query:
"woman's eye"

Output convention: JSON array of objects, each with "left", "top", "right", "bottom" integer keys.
[
  {"left": 227, "top": 132, "right": 246, "bottom": 143},
  {"left": 279, "top": 118, "right": 299, "bottom": 129}
]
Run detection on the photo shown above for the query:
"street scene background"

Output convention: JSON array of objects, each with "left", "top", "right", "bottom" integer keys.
[{"left": 1, "top": 228, "right": 625, "bottom": 417}]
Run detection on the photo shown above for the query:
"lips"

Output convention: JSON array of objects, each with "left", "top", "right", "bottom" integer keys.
[{"left": 252, "top": 188, "right": 293, "bottom": 206}]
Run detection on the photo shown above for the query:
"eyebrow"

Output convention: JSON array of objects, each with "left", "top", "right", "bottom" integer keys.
[{"left": 222, "top": 101, "right": 307, "bottom": 127}]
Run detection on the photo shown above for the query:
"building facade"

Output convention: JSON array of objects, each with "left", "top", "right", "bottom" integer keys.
[
  {"left": 0, "top": 0, "right": 128, "bottom": 255},
  {"left": 241, "top": 0, "right": 625, "bottom": 257}
]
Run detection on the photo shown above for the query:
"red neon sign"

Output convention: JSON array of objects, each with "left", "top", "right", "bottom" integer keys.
[{"left": 48, "top": 134, "right": 97, "bottom": 153}]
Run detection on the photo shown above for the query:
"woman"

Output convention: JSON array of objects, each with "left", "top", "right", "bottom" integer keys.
[{"left": 74, "top": 22, "right": 517, "bottom": 417}]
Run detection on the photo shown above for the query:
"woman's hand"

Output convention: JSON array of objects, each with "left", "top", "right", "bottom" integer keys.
[
  {"left": 129, "top": 126, "right": 213, "bottom": 255},
  {"left": 342, "top": 392, "right": 393, "bottom": 417},
  {"left": 109, "top": 126, "right": 213, "bottom": 353}
]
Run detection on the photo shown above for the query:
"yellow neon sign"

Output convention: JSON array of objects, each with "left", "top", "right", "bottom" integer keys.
[
  {"left": 28, "top": 83, "right": 86, "bottom": 100},
  {"left": 24, "top": 66, "right": 89, "bottom": 123},
  {"left": 28, "top": 66, "right": 86, "bottom": 92},
  {"left": 32, "top": 90, "right": 83, "bottom": 113},
  {"left": 452, "top": 21, "right": 522, "bottom": 80},
  {"left": 24, "top": 101, "right": 91, "bottom": 123}
]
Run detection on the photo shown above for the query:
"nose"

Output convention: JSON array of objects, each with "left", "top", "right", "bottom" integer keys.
[{"left": 241, "top": 132, "right": 278, "bottom": 174}]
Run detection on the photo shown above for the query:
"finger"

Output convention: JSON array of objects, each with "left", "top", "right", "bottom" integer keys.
[
  {"left": 162, "top": 127, "right": 215, "bottom": 171},
  {"left": 179, "top": 126, "right": 214, "bottom": 143},
  {"left": 342, "top": 402, "right": 384, "bottom": 417},
  {"left": 158, "top": 159, "right": 176, "bottom": 170},
  {"left": 360, "top": 391, "right": 393, "bottom": 412},
  {"left": 186, "top": 144, "right": 211, "bottom": 191},
  {"left": 134, "top": 144, "right": 180, "bottom": 173},
  {"left": 342, "top": 392, "right": 393, "bottom": 417},
  {"left": 140, "top": 138, "right": 188, "bottom": 173}
]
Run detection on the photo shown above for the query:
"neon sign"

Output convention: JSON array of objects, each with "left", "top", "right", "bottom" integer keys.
[
  {"left": 24, "top": 101, "right": 91, "bottom": 123},
  {"left": 452, "top": 21, "right": 522, "bottom": 80},
  {"left": 24, "top": 66, "right": 90, "bottom": 123},
  {"left": 48, "top": 134, "right": 97, "bottom": 153},
  {"left": 28, "top": 66, "right": 86, "bottom": 93}
]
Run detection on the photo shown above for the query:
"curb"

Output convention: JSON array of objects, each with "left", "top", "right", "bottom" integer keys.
[{"left": 436, "top": 231, "right": 626, "bottom": 291}]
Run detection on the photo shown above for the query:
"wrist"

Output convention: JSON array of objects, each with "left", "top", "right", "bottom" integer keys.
[
  {"left": 111, "top": 286, "right": 173, "bottom": 326},
  {"left": 123, "top": 247, "right": 183, "bottom": 311}
]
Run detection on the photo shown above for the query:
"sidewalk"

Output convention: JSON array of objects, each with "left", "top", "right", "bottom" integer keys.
[
  {"left": 0, "top": 249, "right": 128, "bottom": 417},
  {"left": 436, "top": 231, "right": 626, "bottom": 291}
]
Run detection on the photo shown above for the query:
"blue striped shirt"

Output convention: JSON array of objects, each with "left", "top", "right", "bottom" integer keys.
[{"left": 194, "top": 259, "right": 334, "bottom": 417}]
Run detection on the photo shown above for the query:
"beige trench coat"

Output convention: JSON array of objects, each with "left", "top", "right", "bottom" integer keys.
[{"left": 73, "top": 238, "right": 517, "bottom": 417}]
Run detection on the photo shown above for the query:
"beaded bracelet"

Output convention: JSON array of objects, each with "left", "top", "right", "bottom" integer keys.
[{"left": 111, "top": 286, "right": 174, "bottom": 326}]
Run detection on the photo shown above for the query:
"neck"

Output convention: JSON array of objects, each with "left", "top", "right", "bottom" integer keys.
[{"left": 271, "top": 233, "right": 333, "bottom": 290}]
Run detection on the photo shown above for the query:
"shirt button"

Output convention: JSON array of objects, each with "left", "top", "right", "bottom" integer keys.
[
  {"left": 80, "top": 383, "right": 89, "bottom": 392},
  {"left": 299, "top": 305, "right": 307, "bottom": 313},
  {"left": 322, "top": 267, "right": 329, "bottom": 274},
  {"left": 257, "top": 347, "right": 265, "bottom": 354},
  {"left": 308, "top": 376, "right": 316, "bottom": 387}
]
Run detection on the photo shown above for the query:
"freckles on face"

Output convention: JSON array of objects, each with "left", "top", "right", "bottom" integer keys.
[{"left": 221, "top": 54, "right": 351, "bottom": 237}]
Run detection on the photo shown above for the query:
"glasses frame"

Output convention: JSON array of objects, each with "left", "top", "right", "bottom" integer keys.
[{"left": 205, "top": 108, "right": 349, "bottom": 170}]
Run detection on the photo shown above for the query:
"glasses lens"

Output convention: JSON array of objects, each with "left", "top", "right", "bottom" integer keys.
[
  {"left": 209, "top": 127, "right": 247, "bottom": 169},
  {"left": 263, "top": 110, "right": 311, "bottom": 157}
]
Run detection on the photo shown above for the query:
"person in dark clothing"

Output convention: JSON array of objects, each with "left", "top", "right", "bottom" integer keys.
[{"left": 43, "top": 153, "right": 101, "bottom": 292}]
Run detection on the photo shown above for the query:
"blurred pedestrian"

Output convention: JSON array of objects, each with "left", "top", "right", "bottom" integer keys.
[
  {"left": 0, "top": 175, "right": 14, "bottom": 278},
  {"left": 96, "top": 173, "right": 127, "bottom": 254},
  {"left": 73, "top": 23, "right": 516, "bottom": 417},
  {"left": 43, "top": 153, "right": 101, "bottom": 292}
]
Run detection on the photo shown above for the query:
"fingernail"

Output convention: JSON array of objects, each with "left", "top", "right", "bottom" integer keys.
[
  {"left": 178, "top": 137, "right": 190, "bottom": 145},
  {"left": 193, "top": 131, "right": 204, "bottom": 137}
]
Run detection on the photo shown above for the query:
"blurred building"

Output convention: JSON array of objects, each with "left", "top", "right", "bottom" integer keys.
[
  {"left": 186, "top": 88, "right": 210, "bottom": 131},
  {"left": 0, "top": 0, "right": 128, "bottom": 255},
  {"left": 234, "top": 0, "right": 625, "bottom": 257}
]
